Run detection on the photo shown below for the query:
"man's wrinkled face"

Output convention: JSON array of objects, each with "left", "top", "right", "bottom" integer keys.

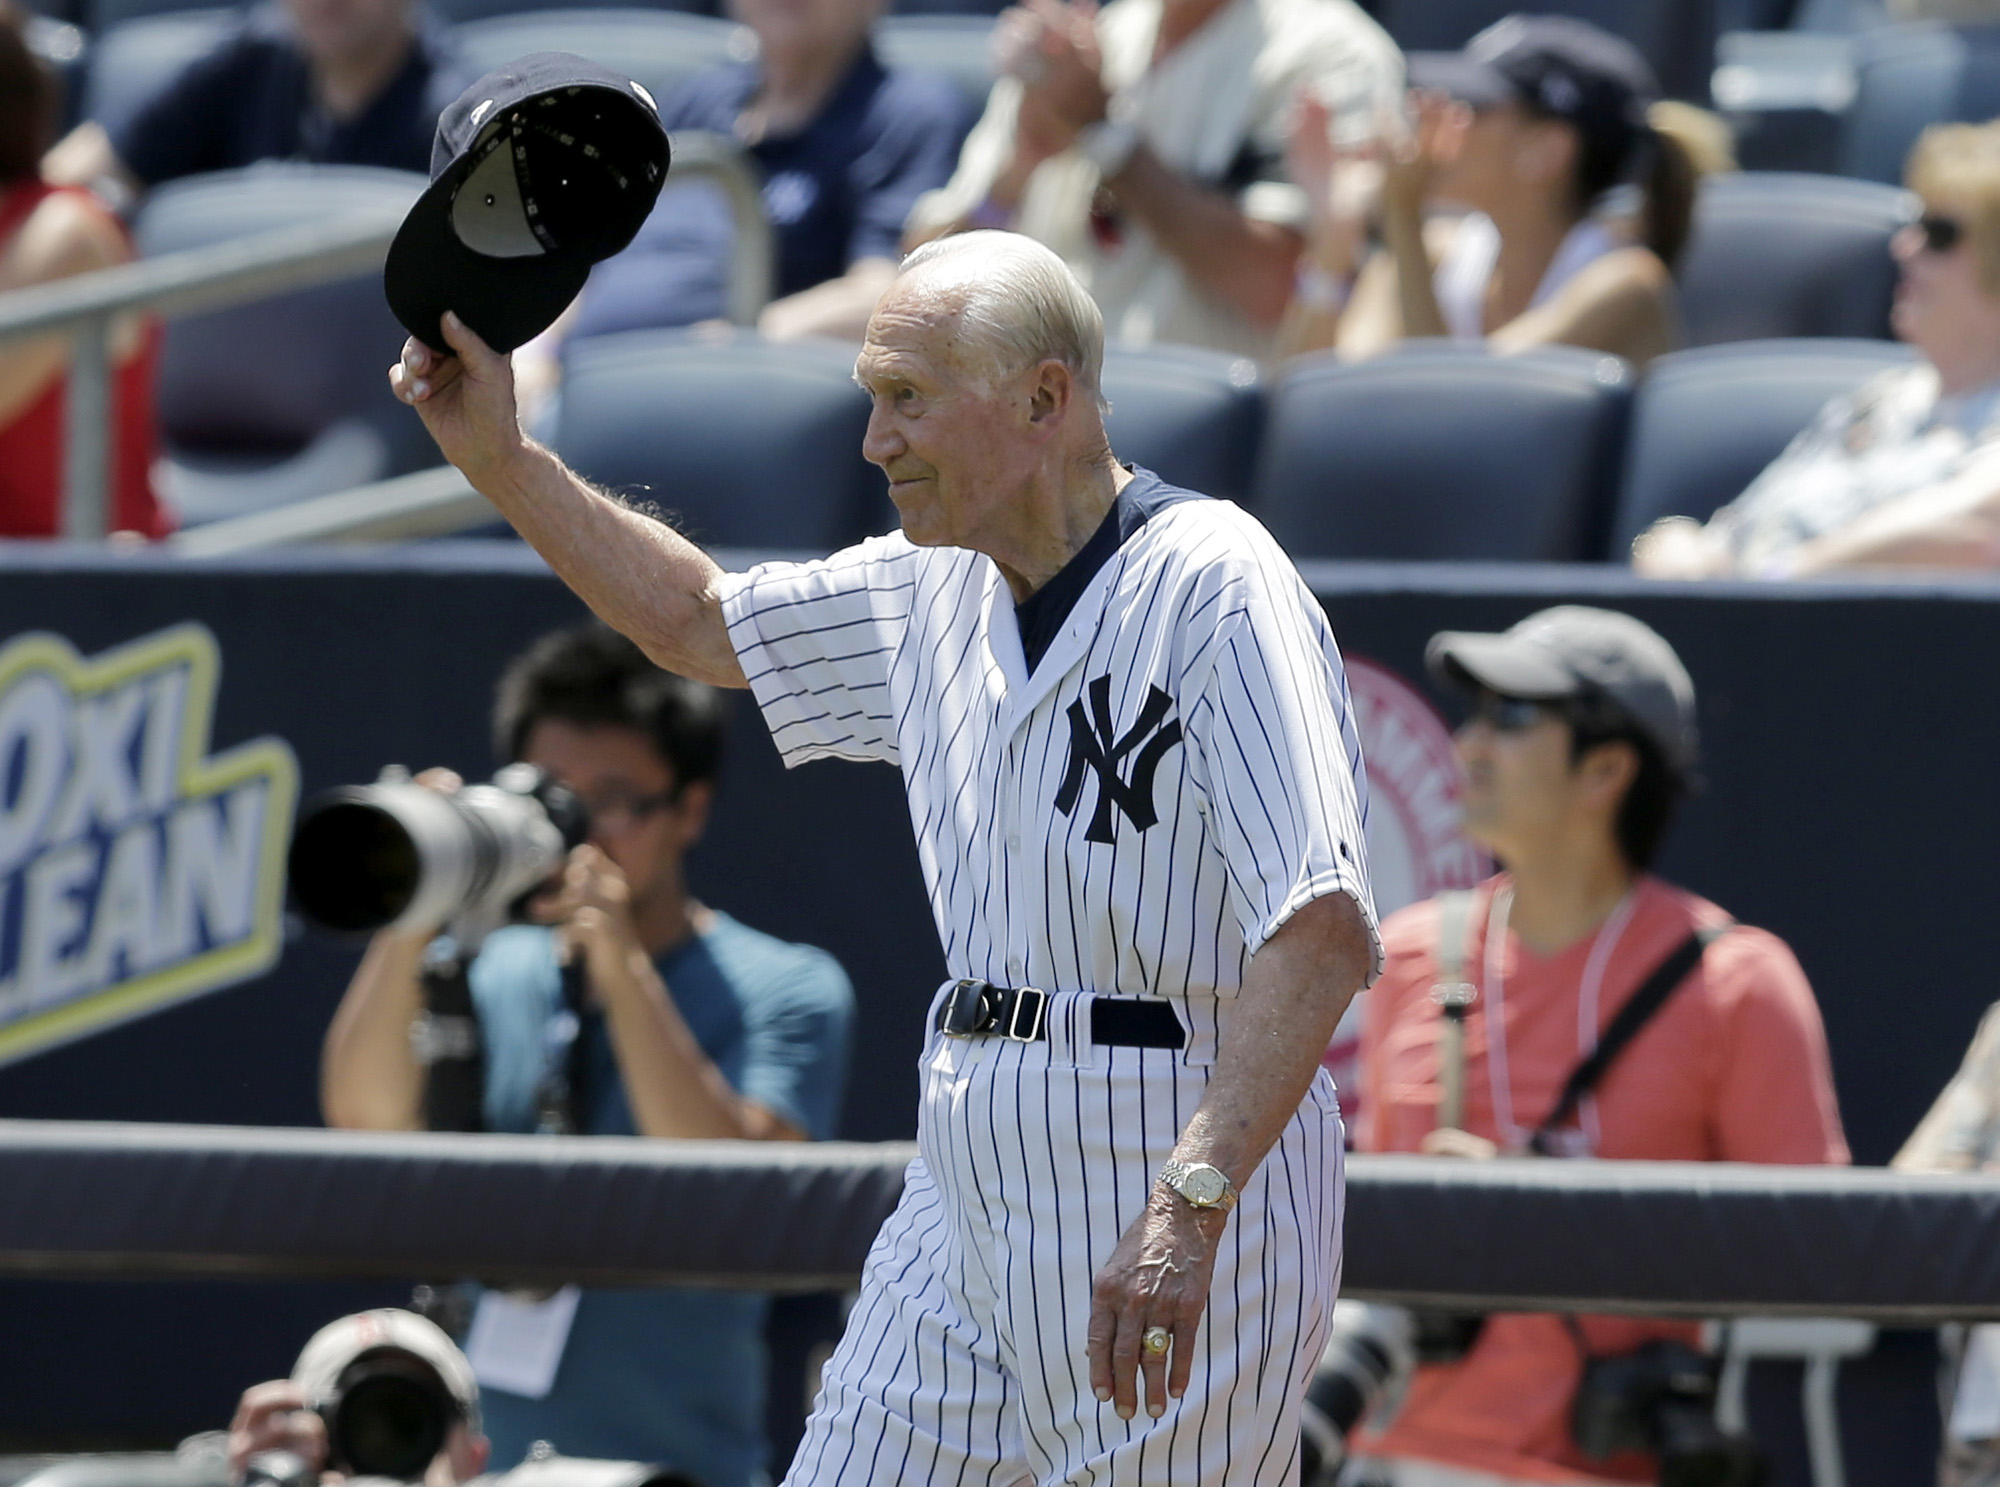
[{"left": 855, "top": 285, "right": 1035, "bottom": 551}]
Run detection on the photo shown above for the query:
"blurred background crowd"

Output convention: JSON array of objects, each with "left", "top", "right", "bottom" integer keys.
[{"left": 7, "top": 0, "right": 2000, "bottom": 570}]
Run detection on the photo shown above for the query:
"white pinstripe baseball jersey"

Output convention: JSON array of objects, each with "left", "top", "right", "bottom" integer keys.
[{"left": 718, "top": 468, "right": 1380, "bottom": 1485}]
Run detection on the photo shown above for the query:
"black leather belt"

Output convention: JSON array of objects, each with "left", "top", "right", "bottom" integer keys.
[{"left": 935, "top": 980, "right": 1186, "bottom": 1050}]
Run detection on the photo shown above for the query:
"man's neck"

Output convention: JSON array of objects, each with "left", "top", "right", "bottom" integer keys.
[
  {"left": 752, "top": 35, "right": 865, "bottom": 137},
  {"left": 990, "top": 453, "right": 1130, "bottom": 602},
  {"left": 1499, "top": 836, "right": 1637, "bottom": 956},
  {"left": 314, "top": 22, "right": 416, "bottom": 122},
  {"left": 631, "top": 881, "right": 702, "bottom": 958}
]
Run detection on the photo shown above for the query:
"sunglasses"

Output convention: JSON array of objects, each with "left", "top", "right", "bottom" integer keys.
[
  {"left": 1466, "top": 694, "right": 1557, "bottom": 732},
  {"left": 1915, "top": 213, "right": 1966, "bottom": 255}
]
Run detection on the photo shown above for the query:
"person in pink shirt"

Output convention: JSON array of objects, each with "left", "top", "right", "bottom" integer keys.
[{"left": 1351, "top": 605, "right": 1848, "bottom": 1487}]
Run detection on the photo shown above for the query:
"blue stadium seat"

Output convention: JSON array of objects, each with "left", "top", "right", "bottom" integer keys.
[
  {"left": 1609, "top": 336, "right": 1917, "bottom": 555},
  {"left": 1251, "top": 344, "right": 1632, "bottom": 563},
  {"left": 133, "top": 165, "right": 431, "bottom": 525},
  {"left": 1100, "top": 345, "right": 1263, "bottom": 505},
  {"left": 1677, "top": 172, "right": 1906, "bottom": 346},
  {"left": 553, "top": 330, "right": 883, "bottom": 551},
  {"left": 82, "top": 8, "right": 238, "bottom": 141},
  {"left": 1372, "top": 0, "right": 1710, "bottom": 99},
  {"left": 874, "top": 14, "right": 993, "bottom": 122},
  {"left": 1839, "top": 22, "right": 2000, "bottom": 185},
  {"left": 452, "top": 10, "right": 740, "bottom": 101}
]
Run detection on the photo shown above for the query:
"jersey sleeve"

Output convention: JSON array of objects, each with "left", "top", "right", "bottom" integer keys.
[
  {"left": 735, "top": 946, "right": 856, "bottom": 1140},
  {"left": 1180, "top": 537, "right": 1382, "bottom": 976},
  {"left": 716, "top": 537, "right": 918, "bottom": 767},
  {"left": 1707, "top": 928, "right": 1850, "bottom": 1164}
]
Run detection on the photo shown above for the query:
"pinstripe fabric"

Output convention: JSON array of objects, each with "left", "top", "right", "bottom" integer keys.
[{"left": 717, "top": 489, "right": 1378, "bottom": 1485}]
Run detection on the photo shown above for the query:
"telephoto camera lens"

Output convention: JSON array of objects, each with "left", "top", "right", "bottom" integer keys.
[
  {"left": 289, "top": 763, "right": 587, "bottom": 937},
  {"left": 322, "top": 1353, "right": 459, "bottom": 1482},
  {"left": 1299, "top": 1302, "right": 1417, "bottom": 1486}
]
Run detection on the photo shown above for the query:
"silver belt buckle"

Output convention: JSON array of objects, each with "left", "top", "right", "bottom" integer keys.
[{"left": 1005, "top": 987, "right": 1048, "bottom": 1042}]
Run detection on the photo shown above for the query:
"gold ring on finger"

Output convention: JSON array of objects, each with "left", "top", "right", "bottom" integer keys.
[{"left": 1141, "top": 1326, "right": 1171, "bottom": 1355}]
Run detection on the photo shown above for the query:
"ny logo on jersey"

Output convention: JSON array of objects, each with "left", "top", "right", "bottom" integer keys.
[{"left": 1055, "top": 676, "right": 1184, "bottom": 844}]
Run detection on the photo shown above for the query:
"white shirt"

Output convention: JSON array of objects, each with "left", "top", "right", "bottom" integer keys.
[
  {"left": 1710, "top": 363, "right": 2000, "bottom": 574},
  {"left": 1432, "top": 211, "right": 1624, "bottom": 343},
  {"left": 716, "top": 492, "right": 1381, "bottom": 1029},
  {"left": 908, "top": 0, "right": 1402, "bottom": 358}
]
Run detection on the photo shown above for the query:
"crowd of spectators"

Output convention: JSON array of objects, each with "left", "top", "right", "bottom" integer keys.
[{"left": 6, "top": 0, "right": 2000, "bottom": 577}]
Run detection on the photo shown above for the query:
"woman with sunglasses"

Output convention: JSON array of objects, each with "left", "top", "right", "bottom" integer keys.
[
  {"left": 1277, "top": 15, "right": 1717, "bottom": 369},
  {"left": 1635, "top": 122, "right": 2000, "bottom": 578}
]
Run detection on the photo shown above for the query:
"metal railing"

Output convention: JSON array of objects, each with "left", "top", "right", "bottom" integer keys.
[{"left": 0, "top": 134, "right": 772, "bottom": 542}]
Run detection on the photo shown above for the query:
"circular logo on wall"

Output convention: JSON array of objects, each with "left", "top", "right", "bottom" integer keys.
[
  {"left": 1347, "top": 655, "right": 1490, "bottom": 919},
  {"left": 1324, "top": 656, "right": 1491, "bottom": 1117}
]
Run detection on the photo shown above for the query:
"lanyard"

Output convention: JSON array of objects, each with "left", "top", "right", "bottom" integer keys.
[{"left": 1479, "top": 881, "right": 1639, "bottom": 1153}]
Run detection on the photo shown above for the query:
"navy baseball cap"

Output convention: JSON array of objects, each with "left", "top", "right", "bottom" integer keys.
[
  {"left": 1425, "top": 605, "right": 1698, "bottom": 776},
  {"left": 385, "top": 53, "right": 669, "bottom": 355},
  {"left": 1408, "top": 15, "right": 1656, "bottom": 153}
]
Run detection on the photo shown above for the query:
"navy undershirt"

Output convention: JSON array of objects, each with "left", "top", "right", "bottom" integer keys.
[{"left": 1015, "top": 466, "right": 1205, "bottom": 676}]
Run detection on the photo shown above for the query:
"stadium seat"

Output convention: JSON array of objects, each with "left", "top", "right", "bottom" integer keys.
[
  {"left": 1838, "top": 22, "right": 2000, "bottom": 185},
  {"left": 87, "top": 0, "right": 237, "bottom": 33},
  {"left": 133, "top": 164, "right": 432, "bottom": 526},
  {"left": 1100, "top": 345, "right": 1263, "bottom": 505},
  {"left": 553, "top": 329, "right": 883, "bottom": 551},
  {"left": 452, "top": 10, "right": 741, "bottom": 104},
  {"left": 874, "top": 14, "right": 994, "bottom": 121},
  {"left": 1677, "top": 172, "right": 1906, "bottom": 346},
  {"left": 81, "top": 8, "right": 238, "bottom": 141},
  {"left": 1370, "top": 0, "right": 1711, "bottom": 100},
  {"left": 1251, "top": 344, "right": 1632, "bottom": 563},
  {"left": 1609, "top": 336, "right": 1916, "bottom": 555}
]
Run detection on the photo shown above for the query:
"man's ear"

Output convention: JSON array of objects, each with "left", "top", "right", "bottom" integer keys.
[
  {"left": 673, "top": 778, "right": 716, "bottom": 848},
  {"left": 1025, "top": 358, "right": 1074, "bottom": 431},
  {"left": 1577, "top": 737, "right": 1640, "bottom": 813}
]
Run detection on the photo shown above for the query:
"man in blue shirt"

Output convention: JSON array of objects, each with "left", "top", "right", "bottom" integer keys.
[
  {"left": 321, "top": 622, "right": 855, "bottom": 1487},
  {"left": 554, "top": 0, "right": 967, "bottom": 349},
  {"left": 43, "top": 0, "right": 466, "bottom": 197}
]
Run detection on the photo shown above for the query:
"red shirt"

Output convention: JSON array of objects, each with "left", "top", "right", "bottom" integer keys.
[
  {"left": 0, "top": 181, "right": 170, "bottom": 539},
  {"left": 1354, "top": 874, "right": 1849, "bottom": 1484}
]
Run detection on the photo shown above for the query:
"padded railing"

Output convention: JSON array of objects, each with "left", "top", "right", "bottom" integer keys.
[
  {"left": 0, "top": 133, "right": 769, "bottom": 542},
  {"left": 5, "top": 1119, "right": 2000, "bottom": 1320}
]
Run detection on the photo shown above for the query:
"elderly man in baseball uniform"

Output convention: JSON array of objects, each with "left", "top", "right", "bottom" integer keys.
[{"left": 392, "top": 228, "right": 1379, "bottom": 1486}]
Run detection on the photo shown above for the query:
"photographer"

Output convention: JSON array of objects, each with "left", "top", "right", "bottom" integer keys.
[
  {"left": 319, "top": 623, "right": 855, "bottom": 1487},
  {"left": 225, "top": 1310, "right": 488, "bottom": 1487},
  {"left": 1349, "top": 606, "right": 1848, "bottom": 1486}
]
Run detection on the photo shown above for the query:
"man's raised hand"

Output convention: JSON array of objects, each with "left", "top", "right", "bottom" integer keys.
[{"left": 389, "top": 310, "right": 527, "bottom": 490}]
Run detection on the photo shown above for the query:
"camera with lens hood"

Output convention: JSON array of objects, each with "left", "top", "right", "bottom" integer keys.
[{"left": 288, "top": 762, "right": 588, "bottom": 946}]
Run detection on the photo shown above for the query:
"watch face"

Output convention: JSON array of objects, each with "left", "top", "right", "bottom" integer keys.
[{"left": 1182, "top": 1166, "right": 1227, "bottom": 1205}]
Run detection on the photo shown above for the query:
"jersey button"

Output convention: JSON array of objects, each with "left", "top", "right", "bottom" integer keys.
[{"left": 1007, "top": 833, "right": 1021, "bottom": 853}]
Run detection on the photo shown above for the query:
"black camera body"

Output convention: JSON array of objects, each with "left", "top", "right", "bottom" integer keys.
[{"left": 1573, "top": 1340, "right": 1764, "bottom": 1487}]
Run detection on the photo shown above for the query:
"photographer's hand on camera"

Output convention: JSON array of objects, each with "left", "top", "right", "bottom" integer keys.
[
  {"left": 228, "top": 1382, "right": 330, "bottom": 1484},
  {"left": 530, "top": 844, "right": 649, "bottom": 987}
]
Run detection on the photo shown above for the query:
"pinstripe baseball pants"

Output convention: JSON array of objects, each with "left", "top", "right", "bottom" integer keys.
[{"left": 783, "top": 986, "right": 1347, "bottom": 1487}]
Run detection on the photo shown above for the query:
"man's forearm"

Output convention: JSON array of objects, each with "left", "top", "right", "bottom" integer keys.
[
  {"left": 1171, "top": 891, "right": 1374, "bottom": 1189},
  {"left": 1106, "top": 148, "right": 1302, "bottom": 329},
  {"left": 321, "top": 932, "right": 430, "bottom": 1130},
  {"left": 483, "top": 442, "right": 749, "bottom": 688}
]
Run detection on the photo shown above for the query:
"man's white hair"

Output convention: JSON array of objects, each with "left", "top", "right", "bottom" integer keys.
[{"left": 896, "top": 231, "right": 1106, "bottom": 404}]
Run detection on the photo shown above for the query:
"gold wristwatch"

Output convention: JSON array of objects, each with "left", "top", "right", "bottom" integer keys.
[{"left": 1157, "top": 1158, "right": 1238, "bottom": 1212}]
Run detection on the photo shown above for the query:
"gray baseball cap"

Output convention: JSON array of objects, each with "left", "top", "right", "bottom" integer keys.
[{"left": 1425, "top": 605, "right": 1698, "bottom": 776}]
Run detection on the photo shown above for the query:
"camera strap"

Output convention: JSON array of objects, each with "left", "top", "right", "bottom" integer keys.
[
  {"left": 533, "top": 956, "right": 593, "bottom": 1135},
  {"left": 1430, "top": 889, "right": 1479, "bottom": 1132},
  {"left": 1530, "top": 921, "right": 1732, "bottom": 1155}
]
